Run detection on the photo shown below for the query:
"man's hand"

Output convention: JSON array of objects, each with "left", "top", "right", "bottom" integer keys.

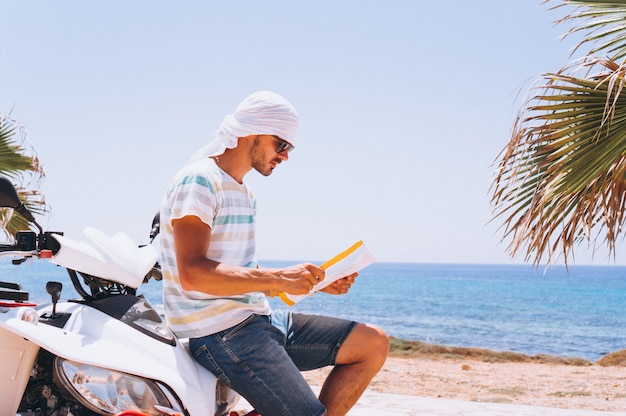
[
  {"left": 275, "top": 263, "right": 325, "bottom": 295},
  {"left": 319, "top": 272, "right": 358, "bottom": 295}
]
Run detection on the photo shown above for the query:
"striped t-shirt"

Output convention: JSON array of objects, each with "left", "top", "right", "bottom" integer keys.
[{"left": 160, "top": 157, "right": 270, "bottom": 338}]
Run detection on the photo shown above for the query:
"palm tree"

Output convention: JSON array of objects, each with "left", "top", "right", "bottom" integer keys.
[
  {"left": 491, "top": 0, "right": 626, "bottom": 265},
  {"left": 0, "top": 114, "right": 45, "bottom": 236}
]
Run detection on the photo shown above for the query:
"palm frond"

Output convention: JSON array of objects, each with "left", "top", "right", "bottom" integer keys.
[
  {"left": 491, "top": 58, "right": 626, "bottom": 265},
  {"left": 549, "top": 0, "right": 626, "bottom": 60},
  {"left": 491, "top": 1, "right": 626, "bottom": 266}
]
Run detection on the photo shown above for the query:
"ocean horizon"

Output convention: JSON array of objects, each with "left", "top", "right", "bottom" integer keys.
[{"left": 4, "top": 259, "right": 626, "bottom": 362}]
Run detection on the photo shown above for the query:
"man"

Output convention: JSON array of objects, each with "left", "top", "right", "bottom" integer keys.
[{"left": 160, "top": 91, "right": 388, "bottom": 416}]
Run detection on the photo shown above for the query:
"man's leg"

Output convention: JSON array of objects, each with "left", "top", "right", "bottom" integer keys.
[
  {"left": 318, "top": 323, "right": 389, "bottom": 416},
  {"left": 190, "top": 315, "right": 326, "bottom": 416},
  {"left": 275, "top": 311, "right": 389, "bottom": 416}
]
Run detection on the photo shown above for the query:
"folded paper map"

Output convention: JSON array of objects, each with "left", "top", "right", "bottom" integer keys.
[{"left": 279, "top": 240, "right": 375, "bottom": 306}]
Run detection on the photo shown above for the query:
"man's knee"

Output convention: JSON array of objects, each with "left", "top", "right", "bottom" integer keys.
[
  {"left": 366, "top": 324, "right": 390, "bottom": 364},
  {"left": 337, "top": 323, "right": 389, "bottom": 365}
]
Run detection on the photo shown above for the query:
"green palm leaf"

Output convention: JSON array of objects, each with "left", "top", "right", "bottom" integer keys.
[
  {"left": 492, "top": 58, "right": 626, "bottom": 264},
  {"left": 554, "top": 0, "right": 626, "bottom": 60},
  {"left": 492, "top": 1, "right": 626, "bottom": 265}
]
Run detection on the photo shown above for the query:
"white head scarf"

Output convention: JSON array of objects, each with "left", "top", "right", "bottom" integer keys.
[{"left": 189, "top": 91, "right": 300, "bottom": 163}]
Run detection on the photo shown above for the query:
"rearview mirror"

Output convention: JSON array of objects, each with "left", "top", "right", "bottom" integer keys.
[{"left": 0, "top": 177, "right": 40, "bottom": 227}]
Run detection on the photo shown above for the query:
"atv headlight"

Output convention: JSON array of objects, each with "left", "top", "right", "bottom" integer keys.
[
  {"left": 120, "top": 297, "right": 175, "bottom": 346},
  {"left": 54, "top": 358, "right": 184, "bottom": 415}
]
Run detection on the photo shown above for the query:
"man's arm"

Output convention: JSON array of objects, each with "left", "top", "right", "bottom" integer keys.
[{"left": 172, "top": 215, "right": 322, "bottom": 296}]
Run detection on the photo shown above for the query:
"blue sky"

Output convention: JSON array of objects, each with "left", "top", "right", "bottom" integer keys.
[{"left": 2, "top": 1, "right": 623, "bottom": 265}]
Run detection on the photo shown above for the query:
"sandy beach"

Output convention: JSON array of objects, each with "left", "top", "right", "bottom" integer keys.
[{"left": 301, "top": 339, "right": 626, "bottom": 413}]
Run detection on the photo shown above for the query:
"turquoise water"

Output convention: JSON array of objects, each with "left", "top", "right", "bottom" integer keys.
[{"left": 5, "top": 260, "right": 626, "bottom": 361}]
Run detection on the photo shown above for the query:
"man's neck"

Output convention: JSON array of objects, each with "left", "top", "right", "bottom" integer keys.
[{"left": 213, "top": 148, "right": 250, "bottom": 183}]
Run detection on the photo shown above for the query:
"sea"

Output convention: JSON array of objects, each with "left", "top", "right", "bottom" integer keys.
[{"left": 4, "top": 259, "right": 626, "bottom": 362}]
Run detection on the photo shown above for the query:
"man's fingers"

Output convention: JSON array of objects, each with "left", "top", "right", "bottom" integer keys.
[{"left": 304, "top": 264, "right": 325, "bottom": 284}]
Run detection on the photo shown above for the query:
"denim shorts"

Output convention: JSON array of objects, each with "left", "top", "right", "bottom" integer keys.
[{"left": 189, "top": 310, "right": 357, "bottom": 416}]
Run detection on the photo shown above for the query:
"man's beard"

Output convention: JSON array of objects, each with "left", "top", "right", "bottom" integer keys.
[{"left": 250, "top": 137, "right": 279, "bottom": 176}]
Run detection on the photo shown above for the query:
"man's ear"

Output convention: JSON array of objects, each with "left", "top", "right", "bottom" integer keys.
[{"left": 239, "top": 134, "right": 258, "bottom": 147}]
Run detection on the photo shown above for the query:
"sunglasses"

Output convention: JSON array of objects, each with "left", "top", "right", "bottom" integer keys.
[{"left": 272, "top": 135, "right": 295, "bottom": 154}]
